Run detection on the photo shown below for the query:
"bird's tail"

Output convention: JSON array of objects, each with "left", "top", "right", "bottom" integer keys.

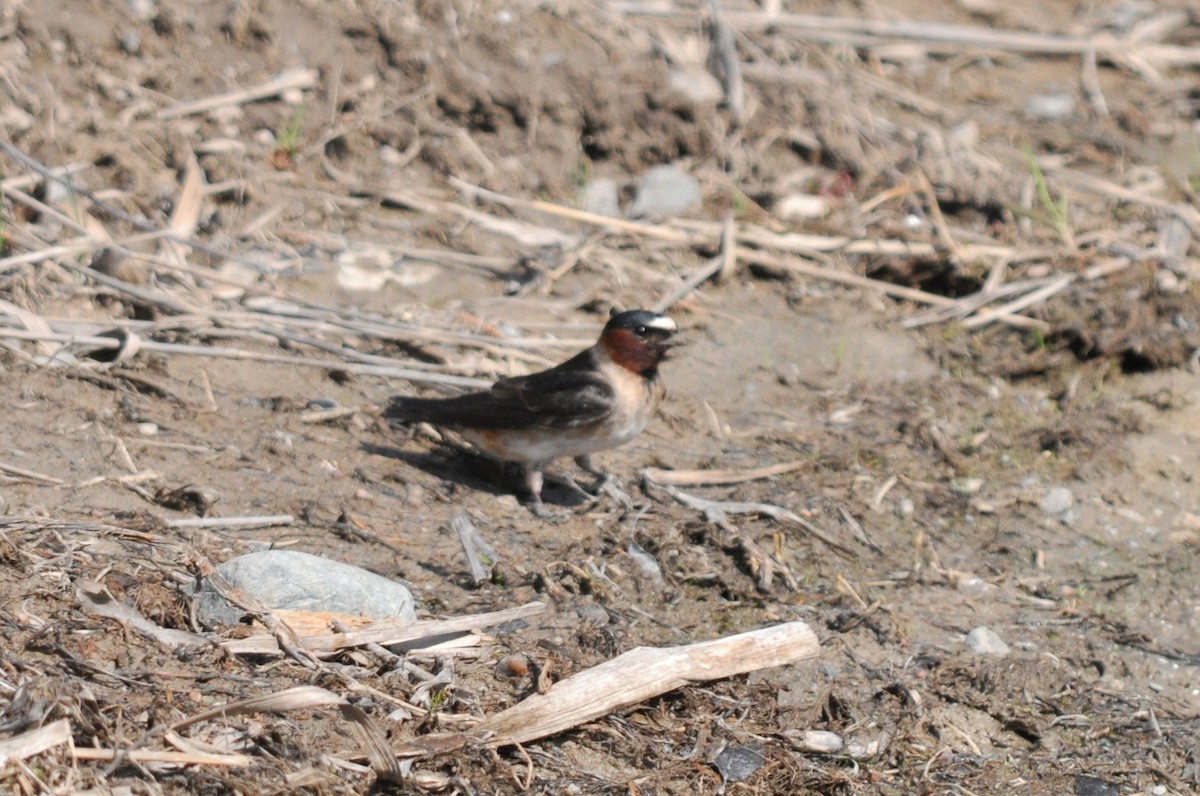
[
  {"left": 384, "top": 395, "right": 464, "bottom": 425},
  {"left": 384, "top": 396, "right": 422, "bottom": 422}
]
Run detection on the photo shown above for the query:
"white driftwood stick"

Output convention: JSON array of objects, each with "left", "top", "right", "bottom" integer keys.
[
  {"left": 0, "top": 719, "right": 72, "bottom": 765},
  {"left": 72, "top": 747, "right": 253, "bottom": 767},
  {"left": 476, "top": 622, "right": 818, "bottom": 747}
]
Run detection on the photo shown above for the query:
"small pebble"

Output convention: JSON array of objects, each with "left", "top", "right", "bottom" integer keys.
[
  {"left": 118, "top": 30, "right": 142, "bottom": 54},
  {"left": 575, "top": 602, "right": 609, "bottom": 625},
  {"left": 713, "top": 742, "right": 765, "bottom": 783},
  {"left": 625, "top": 542, "right": 665, "bottom": 583},
  {"left": 950, "top": 477, "right": 983, "bottom": 496},
  {"left": 495, "top": 654, "right": 531, "bottom": 680},
  {"left": 1024, "top": 92, "right": 1075, "bottom": 120},
  {"left": 378, "top": 144, "right": 404, "bottom": 165},
  {"left": 775, "top": 362, "right": 802, "bottom": 386},
  {"left": 666, "top": 68, "right": 723, "bottom": 105},
  {"left": 956, "top": 575, "right": 993, "bottom": 597},
  {"left": 965, "top": 626, "right": 1010, "bottom": 656},
  {"left": 896, "top": 497, "right": 915, "bottom": 519},
  {"left": 776, "top": 193, "right": 831, "bottom": 220},
  {"left": 136, "top": 422, "right": 159, "bottom": 436},
  {"left": 1040, "top": 486, "right": 1075, "bottom": 516}
]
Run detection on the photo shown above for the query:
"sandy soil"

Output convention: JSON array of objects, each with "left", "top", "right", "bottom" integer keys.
[{"left": 2, "top": 0, "right": 1199, "bottom": 793}]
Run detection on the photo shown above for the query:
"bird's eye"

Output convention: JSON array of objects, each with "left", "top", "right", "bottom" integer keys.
[{"left": 634, "top": 325, "right": 647, "bottom": 336}]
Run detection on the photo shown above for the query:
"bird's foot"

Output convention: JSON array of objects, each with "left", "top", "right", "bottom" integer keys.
[
  {"left": 593, "top": 475, "right": 635, "bottom": 511},
  {"left": 569, "top": 473, "right": 634, "bottom": 513},
  {"left": 528, "top": 495, "right": 572, "bottom": 521}
]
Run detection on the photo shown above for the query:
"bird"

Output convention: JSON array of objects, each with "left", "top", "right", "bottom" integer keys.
[{"left": 385, "top": 309, "right": 680, "bottom": 516}]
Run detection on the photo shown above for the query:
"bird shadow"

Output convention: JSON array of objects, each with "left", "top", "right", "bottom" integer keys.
[{"left": 360, "top": 441, "right": 587, "bottom": 509}]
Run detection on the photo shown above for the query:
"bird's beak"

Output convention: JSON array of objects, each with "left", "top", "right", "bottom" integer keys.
[{"left": 659, "top": 337, "right": 686, "bottom": 357}]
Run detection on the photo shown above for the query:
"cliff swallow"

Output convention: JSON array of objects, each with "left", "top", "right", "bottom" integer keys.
[{"left": 386, "top": 310, "right": 679, "bottom": 515}]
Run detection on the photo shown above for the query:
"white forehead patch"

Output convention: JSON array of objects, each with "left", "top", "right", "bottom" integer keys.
[{"left": 645, "top": 315, "right": 677, "bottom": 332}]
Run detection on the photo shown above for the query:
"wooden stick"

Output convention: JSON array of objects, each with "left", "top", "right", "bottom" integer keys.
[
  {"left": 0, "top": 720, "right": 72, "bottom": 764},
  {"left": 401, "top": 622, "right": 818, "bottom": 755}
]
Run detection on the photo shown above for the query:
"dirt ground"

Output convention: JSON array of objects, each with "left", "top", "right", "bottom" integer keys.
[{"left": 2, "top": 0, "right": 1200, "bottom": 793}]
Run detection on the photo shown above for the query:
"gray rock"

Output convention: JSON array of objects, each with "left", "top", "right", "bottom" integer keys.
[
  {"left": 578, "top": 177, "right": 620, "bottom": 217},
  {"left": 195, "top": 549, "right": 416, "bottom": 628},
  {"left": 628, "top": 164, "right": 701, "bottom": 219},
  {"left": 965, "top": 626, "right": 1010, "bottom": 656},
  {"left": 1040, "top": 486, "right": 1075, "bottom": 516}
]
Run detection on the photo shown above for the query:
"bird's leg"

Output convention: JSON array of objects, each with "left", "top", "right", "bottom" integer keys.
[
  {"left": 574, "top": 454, "right": 609, "bottom": 484},
  {"left": 522, "top": 466, "right": 549, "bottom": 517},
  {"left": 522, "top": 466, "right": 572, "bottom": 519},
  {"left": 574, "top": 455, "right": 634, "bottom": 510}
]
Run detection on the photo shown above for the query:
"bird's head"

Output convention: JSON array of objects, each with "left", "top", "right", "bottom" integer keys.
[{"left": 599, "top": 309, "right": 680, "bottom": 376}]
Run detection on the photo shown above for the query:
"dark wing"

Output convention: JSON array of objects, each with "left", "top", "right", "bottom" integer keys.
[{"left": 387, "top": 349, "right": 615, "bottom": 430}]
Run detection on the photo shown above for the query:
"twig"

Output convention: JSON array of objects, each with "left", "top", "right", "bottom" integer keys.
[
  {"left": 616, "top": 6, "right": 1200, "bottom": 67},
  {"left": 642, "top": 460, "right": 806, "bottom": 486},
  {"left": 961, "top": 275, "right": 1073, "bottom": 329},
  {"left": 451, "top": 511, "right": 499, "bottom": 586},
  {"left": 739, "top": 249, "right": 1049, "bottom": 330},
  {"left": 899, "top": 277, "right": 1052, "bottom": 328},
  {"left": 0, "top": 461, "right": 65, "bottom": 485},
  {"left": 170, "top": 685, "right": 402, "bottom": 782},
  {"left": 165, "top": 514, "right": 294, "bottom": 530},
  {"left": 72, "top": 747, "right": 253, "bottom": 767},
  {"left": 706, "top": 0, "right": 744, "bottom": 122},
  {"left": 651, "top": 215, "right": 737, "bottom": 312},
  {"left": 156, "top": 66, "right": 318, "bottom": 119},
  {"left": 652, "top": 483, "right": 856, "bottom": 558},
  {"left": 0, "top": 328, "right": 494, "bottom": 389}
]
